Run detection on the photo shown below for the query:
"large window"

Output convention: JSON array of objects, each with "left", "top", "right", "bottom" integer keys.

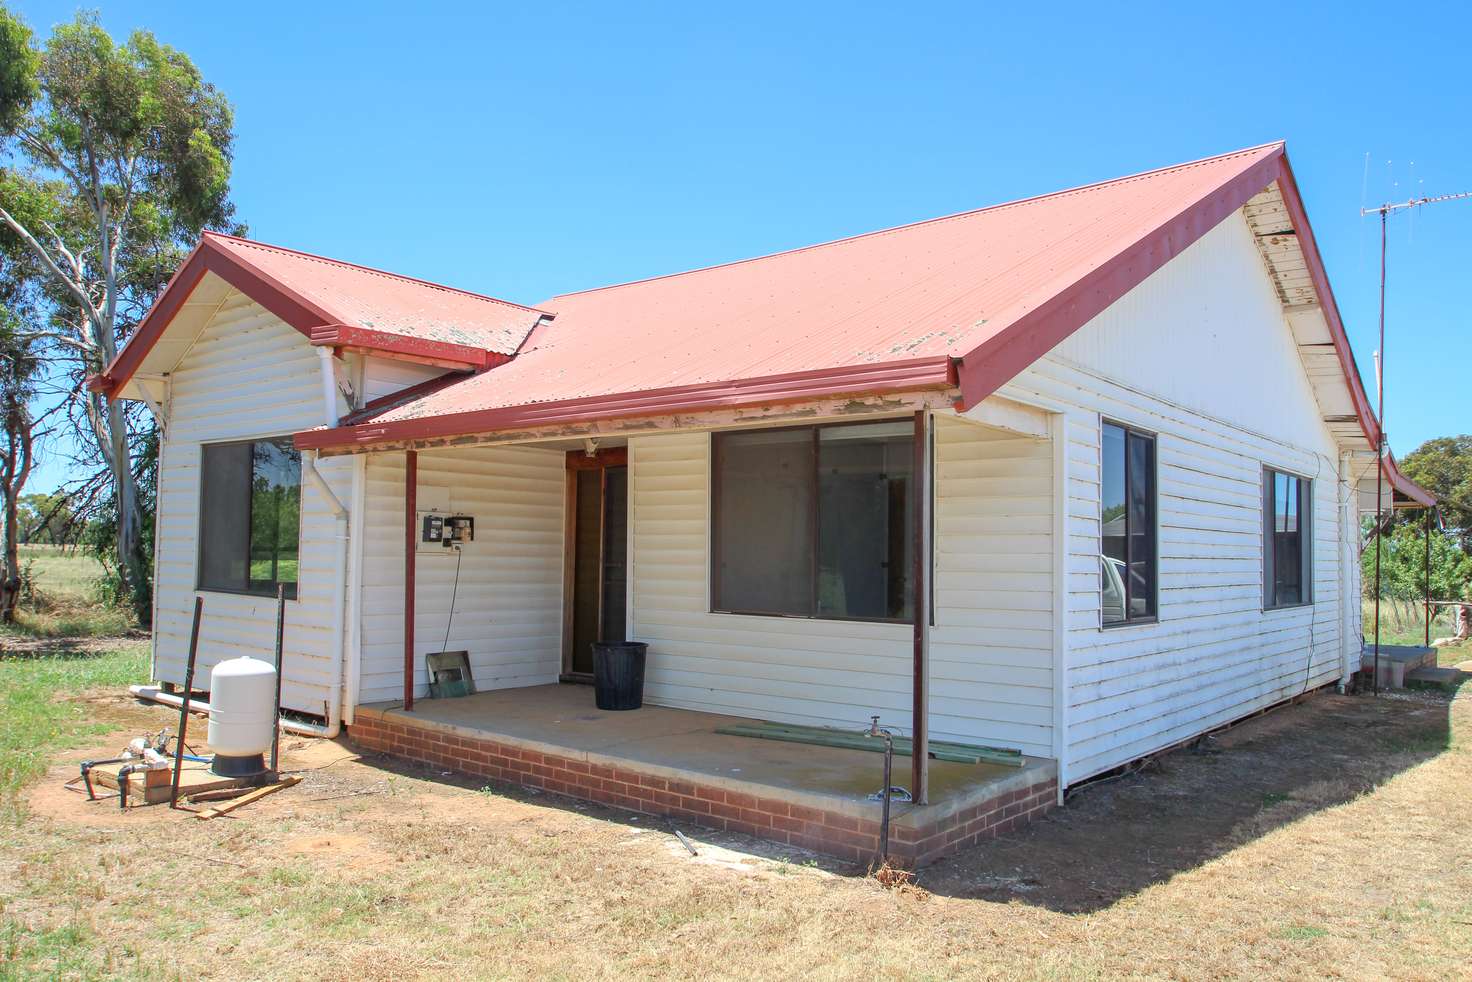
[
  {"left": 198, "top": 438, "right": 302, "bottom": 599},
  {"left": 1263, "top": 468, "right": 1312, "bottom": 608},
  {"left": 712, "top": 421, "right": 915, "bottom": 622},
  {"left": 1100, "top": 421, "right": 1156, "bottom": 626}
]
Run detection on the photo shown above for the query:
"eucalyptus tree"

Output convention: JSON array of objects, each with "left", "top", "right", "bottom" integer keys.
[
  {"left": 0, "top": 7, "right": 239, "bottom": 620},
  {"left": 0, "top": 310, "right": 38, "bottom": 622}
]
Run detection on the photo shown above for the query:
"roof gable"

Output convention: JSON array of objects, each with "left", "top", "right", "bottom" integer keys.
[{"left": 91, "top": 233, "right": 549, "bottom": 397}]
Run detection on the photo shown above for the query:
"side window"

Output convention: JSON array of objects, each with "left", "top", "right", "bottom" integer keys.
[
  {"left": 198, "top": 438, "right": 302, "bottom": 598},
  {"left": 1101, "top": 421, "right": 1157, "bottom": 626},
  {"left": 1263, "top": 468, "right": 1312, "bottom": 608}
]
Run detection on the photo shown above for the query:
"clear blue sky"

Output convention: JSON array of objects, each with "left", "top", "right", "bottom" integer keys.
[{"left": 15, "top": 1, "right": 1470, "bottom": 492}]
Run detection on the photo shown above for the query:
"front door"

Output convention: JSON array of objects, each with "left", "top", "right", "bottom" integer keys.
[{"left": 564, "top": 449, "right": 628, "bottom": 677}]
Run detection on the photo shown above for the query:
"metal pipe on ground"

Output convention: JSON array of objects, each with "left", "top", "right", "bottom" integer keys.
[{"left": 129, "top": 686, "right": 335, "bottom": 738}]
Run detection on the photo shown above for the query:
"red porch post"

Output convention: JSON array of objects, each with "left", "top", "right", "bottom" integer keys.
[
  {"left": 911, "top": 410, "right": 929, "bottom": 804},
  {"left": 1425, "top": 507, "right": 1433, "bottom": 647},
  {"left": 404, "top": 449, "right": 417, "bottom": 710}
]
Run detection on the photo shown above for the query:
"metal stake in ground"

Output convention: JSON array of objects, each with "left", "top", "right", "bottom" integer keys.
[
  {"left": 169, "top": 596, "right": 204, "bottom": 809},
  {"left": 870, "top": 715, "right": 895, "bottom": 863},
  {"left": 270, "top": 583, "right": 286, "bottom": 773}
]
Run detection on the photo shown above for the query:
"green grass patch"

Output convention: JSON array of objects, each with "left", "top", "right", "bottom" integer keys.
[
  {"left": 0, "top": 643, "right": 149, "bottom": 817},
  {"left": 1277, "top": 925, "right": 1329, "bottom": 941}
]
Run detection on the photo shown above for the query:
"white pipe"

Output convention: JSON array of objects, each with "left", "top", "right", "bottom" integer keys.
[
  {"left": 317, "top": 346, "right": 340, "bottom": 426},
  {"left": 302, "top": 448, "right": 350, "bottom": 740},
  {"left": 129, "top": 685, "right": 335, "bottom": 738},
  {"left": 302, "top": 350, "right": 352, "bottom": 739}
]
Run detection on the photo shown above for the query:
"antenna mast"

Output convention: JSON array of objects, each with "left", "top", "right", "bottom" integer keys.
[{"left": 1363, "top": 187, "right": 1470, "bottom": 694}]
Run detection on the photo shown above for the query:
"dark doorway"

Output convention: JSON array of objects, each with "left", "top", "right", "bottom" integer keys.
[{"left": 563, "top": 449, "right": 629, "bottom": 678}]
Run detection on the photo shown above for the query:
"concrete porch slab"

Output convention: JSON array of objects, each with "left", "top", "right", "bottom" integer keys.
[{"left": 351, "top": 684, "right": 1058, "bottom": 865}]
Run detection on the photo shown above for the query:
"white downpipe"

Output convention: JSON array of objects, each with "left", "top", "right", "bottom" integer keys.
[
  {"left": 302, "top": 448, "right": 350, "bottom": 740},
  {"left": 300, "top": 346, "right": 351, "bottom": 739},
  {"left": 316, "top": 346, "right": 340, "bottom": 427}
]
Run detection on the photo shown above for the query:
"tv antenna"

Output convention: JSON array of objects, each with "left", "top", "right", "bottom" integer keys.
[{"left": 1362, "top": 187, "right": 1471, "bottom": 694}]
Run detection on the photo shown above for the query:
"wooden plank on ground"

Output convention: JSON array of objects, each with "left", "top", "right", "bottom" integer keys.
[{"left": 194, "top": 776, "right": 301, "bottom": 821}]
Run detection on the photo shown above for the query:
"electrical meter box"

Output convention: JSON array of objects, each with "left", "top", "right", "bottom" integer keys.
[{"left": 418, "top": 512, "right": 475, "bottom": 553}]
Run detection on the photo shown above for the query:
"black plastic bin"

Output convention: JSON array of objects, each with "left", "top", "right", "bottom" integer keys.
[{"left": 591, "top": 641, "right": 648, "bottom": 711}]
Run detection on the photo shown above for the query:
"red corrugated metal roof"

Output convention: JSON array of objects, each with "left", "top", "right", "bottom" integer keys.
[
  {"left": 306, "top": 142, "right": 1306, "bottom": 447},
  {"left": 203, "top": 233, "right": 547, "bottom": 354},
  {"left": 92, "top": 232, "right": 549, "bottom": 395}
]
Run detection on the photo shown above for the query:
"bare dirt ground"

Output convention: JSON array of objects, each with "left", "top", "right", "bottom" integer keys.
[{"left": 6, "top": 682, "right": 1470, "bottom": 980}]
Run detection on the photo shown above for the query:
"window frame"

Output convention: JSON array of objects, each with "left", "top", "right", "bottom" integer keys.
[
  {"left": 195, "top": 436, "right": 304, "bottom": 601},
  {"left": 709, "top": 418, "right": 917, "bottom": 625},
  {"left": 1262, "top": 466, "right": 1313, "bottom": 611},
  {"left": 1098, "top": 418, "right": 1159, "bottom": 630}
]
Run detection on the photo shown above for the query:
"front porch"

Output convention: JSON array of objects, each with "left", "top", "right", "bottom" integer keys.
[{"left": 349, "top": 684, "right": 1057, "bottom": 866}]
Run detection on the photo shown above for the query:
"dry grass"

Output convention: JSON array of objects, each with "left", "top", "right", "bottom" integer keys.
[
  {"left": 1, "top": 644, "right": 1469, "bottom": 980},
  {"left": 1, "top": 545, "right": 135, "bottom": 641}
]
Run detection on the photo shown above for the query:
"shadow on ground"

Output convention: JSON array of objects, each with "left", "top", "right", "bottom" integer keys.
[{"left": 917, "top": 689, "right": 1455, "bottom": 912}]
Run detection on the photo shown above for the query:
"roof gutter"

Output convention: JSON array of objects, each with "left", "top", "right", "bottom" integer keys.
[{"left": 294, "top": 355, "right": 959, "bottom": 452}]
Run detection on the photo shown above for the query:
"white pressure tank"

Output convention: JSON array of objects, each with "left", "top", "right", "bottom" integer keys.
[{"left": 207, "top": 656, "right": 277, "bottom": 777}]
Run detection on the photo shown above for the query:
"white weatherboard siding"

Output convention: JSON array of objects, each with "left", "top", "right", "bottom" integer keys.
[
  {"left": 361, "top": 356, "right": 446, "bottom": 404},
  {"left": 930, "top": 417, "right": 1055, "bottom": 756},
  {"left": 998, "top": 211, "right": 1357, "bottom": 781},
  {"left": 627, "top": 426, "right": 1055, "bottom": 756},
  {"left": 356, "top": 447, "right": 564, "bottom": 705},
  {"left": 153, "top": 291, "right": 352, "bottom": 716}
]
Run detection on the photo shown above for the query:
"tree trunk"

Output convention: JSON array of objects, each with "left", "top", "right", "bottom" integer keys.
[
  {"left": 1457, "top": 604, "right": 1471, "bottom": 641},
  {"left": 1, "top": 483, "right": 17, "bottom": 624},
  {"left": 105, "top": 396, "right": 150, "bottom": 627},
  {"left": 1, "top": 417, "right": 27, "bottom": 624}
]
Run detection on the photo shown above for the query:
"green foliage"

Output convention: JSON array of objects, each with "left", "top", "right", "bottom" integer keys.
[
  {"left": 16, "top": 491, "right": 75, "bottom": 543},
  {"left": 1362, "top": 522, "right": 1472, "bottom": 602},
  {"left": 0, "top": 5, "right": 38, "bottom": 134},
  {"left": 1399, "top": 435, "right": 1472, "bottom": 550}
]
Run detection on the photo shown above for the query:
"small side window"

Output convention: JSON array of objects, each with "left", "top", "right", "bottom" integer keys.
[
  {"left": 1264, "top": 468, "right": 1312, "bottom": 609},
  {"left": 1100, "top": 421, "right": 1157, "bottom": 626}
]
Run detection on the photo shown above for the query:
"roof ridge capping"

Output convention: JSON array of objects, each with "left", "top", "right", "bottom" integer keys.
[
  {"left": 201, "top": 230, "right": 552, "bottom": 316},
  {"left": 548, "top": 141, "right": 1288, "bottom": 301}
]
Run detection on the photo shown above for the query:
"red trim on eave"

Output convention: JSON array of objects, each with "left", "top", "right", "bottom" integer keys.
[
  {"left": 293, "top": 356, "right": 958, "bottom": 451},
  {"left": 1385, "top": 454, "right": 1436, "bottom": 508},
  {"left": 1272, "top": 155, "right": 1382, "bottom": 449},
  {"left": 951, "top": 145, "right": 1383, "bottom": 453},
  {"left": 953, "top": 148, "right": 1285, "bottom": 411},
  {"left": 94, "top": 237, "right": 343, "bottom": 399},
  {"left": 339, "top": 371, "right": 466, "bottom": 425},
  {"left": 94, "top": 236, "right": 515, "bottom": 399},
  {"left": 310, "top": 324, "right": 508, "bottom": 371}
]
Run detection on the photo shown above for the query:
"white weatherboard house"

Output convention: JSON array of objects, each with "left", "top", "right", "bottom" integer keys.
[{"left": 96, "top": 143, "right": 1425, "bottom": 864}]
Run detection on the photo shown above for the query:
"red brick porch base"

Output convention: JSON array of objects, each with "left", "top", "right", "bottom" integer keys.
[{"left": 347, "top": 711, "right": 1056, "bottom": 867}]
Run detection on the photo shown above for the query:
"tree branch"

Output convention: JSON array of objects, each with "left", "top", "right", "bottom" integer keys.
[{"left": 0, "top": 206, "right": 105, "bottom": 330}]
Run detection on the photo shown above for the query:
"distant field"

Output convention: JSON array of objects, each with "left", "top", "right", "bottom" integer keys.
[{"left": 2, "top": 545, "right": 134, "bottom": 640}]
